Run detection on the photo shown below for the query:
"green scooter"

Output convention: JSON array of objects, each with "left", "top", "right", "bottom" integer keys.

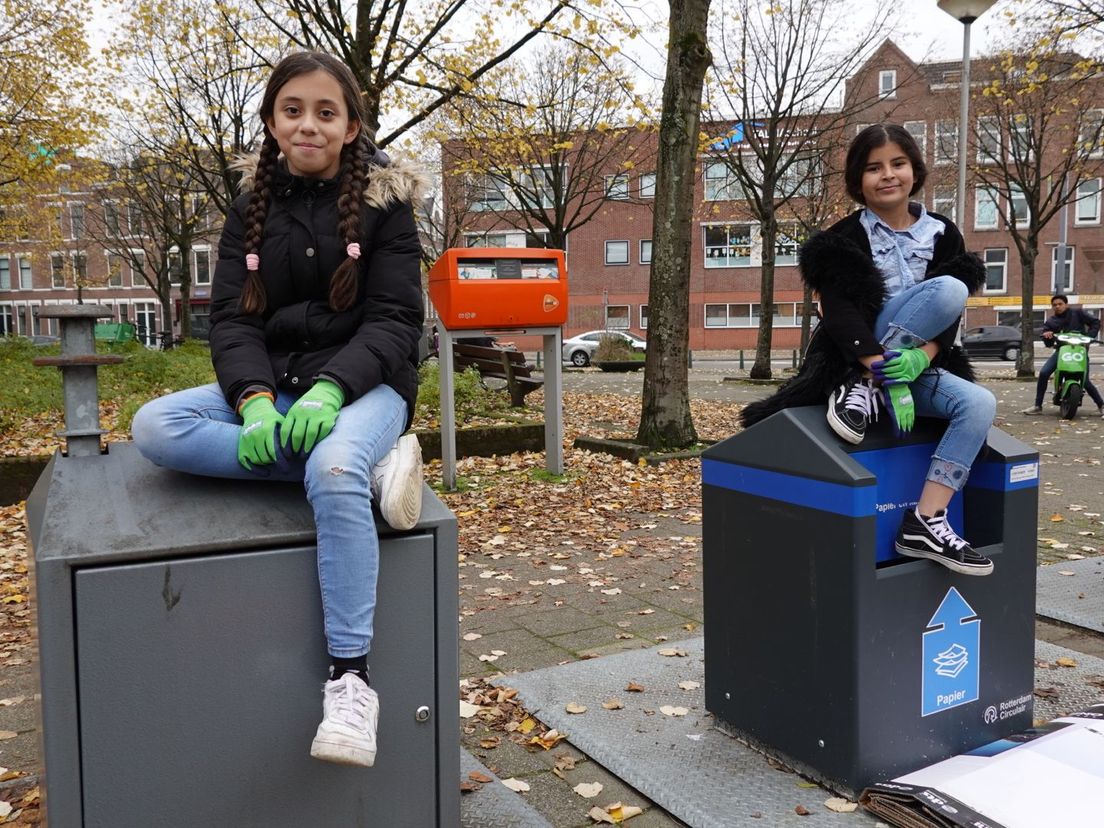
[{"left": 1052, "top": 331, "right": 1099, "bottom": 419}]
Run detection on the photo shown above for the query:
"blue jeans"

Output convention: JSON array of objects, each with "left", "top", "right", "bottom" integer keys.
[
  {"left": 874, "top": 277, "right": 996, "bottom": 491},
  {"left": 131, "top": 382, "right": 407, "bottom": 659}
]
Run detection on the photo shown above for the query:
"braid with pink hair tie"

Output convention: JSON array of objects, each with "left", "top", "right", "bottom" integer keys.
[
  {"left": 245, "top": 254, "right": 260, "bottom": 271},
  {"left": 346, "top": 243, "right": 361, "bottom": 260}
]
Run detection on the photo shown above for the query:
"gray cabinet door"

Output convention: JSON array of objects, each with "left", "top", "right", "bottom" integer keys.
[{"left": 75, "top": 535, "right": 438, "bottom": 827}]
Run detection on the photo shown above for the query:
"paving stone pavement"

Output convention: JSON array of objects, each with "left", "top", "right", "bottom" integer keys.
[{"left": 3, "top": 361, "right": 1103, "bottom": 826}]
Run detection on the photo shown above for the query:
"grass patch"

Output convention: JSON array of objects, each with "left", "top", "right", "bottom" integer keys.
[
  {"left": 415, "top": 361, "right": 516, "bottom": 424},
  {"left": 529, "top": 468, "right": 570, "bottom": 484}
]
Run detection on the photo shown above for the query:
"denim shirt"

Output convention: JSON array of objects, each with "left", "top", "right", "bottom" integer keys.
[{"left": 859, "top": 203, "right": 944, "bottom": 299}]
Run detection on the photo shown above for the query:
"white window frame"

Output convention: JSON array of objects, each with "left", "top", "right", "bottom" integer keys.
[
  {"left": 103, "top": 199, "right": 121, "bottom": 235},
  {"left": 0, "top": 304, "right": 13, "bottom": 335},
  {"left": 933, "top": 188, "right": 956, "bottom": 223},
  {"left": 193, "top": 245, "right": 212, "bottom": 285},
  {"left": 639, "top": 239, "right": 652, "bottom": 264},
  {"left": 604, "top": 304, "right": 630, "bottom": 329},
  {"left": 127, "top": 202, "right": 143, "bottom": 236},
  {"left": 130, "top": 250, "right": 146, "bottom": 287},
  {"left": 976, "top": 115, "right": 1001, "bottom": 164},
  {"left": 105, "top": 252, "right": 124, "bottom": 287},
  {"left": 1080, "top": 108, "right": 1103, "bottom": 159},
  {"left": 1009, "top": 184, "right": 1030, "bottom": 227},
  {"left": 904, "top": 121, "right": 927, "bottom": 160},
  {"left": 605, "top": 174, "right": 629, "bottom": 200},
  {"left": 639, "top": 173, "right": 656, "bottom": 199},
  {"left": 1075, "top": 178, "right": 1101, "bottom": 225},
  {"left": 17, "top": 254, "right": 32, "bottom": 290},
  {"left": 50, "top": 253, "right": 67, "bottom": 288},
  {"left": 982, "top": 248, "right": 1007, "bottom": 294},
  {"left": 774, "top": 224, "right": 801, "bottom": 266},
  {"left": 68, "top": 202, "right": 85, "bottom": 240},
  {"left": 1010, "top": 115, "right": 1034, "bottom": 163},
  {"left": 640, "top": 304, "right": 648, "bottom": 329},
  {"left": 704, "top": 161, "right": 740, "bottom": 201},
  {"left": 1052, "top": 245, "right": 1075, "bottom": 293},
  {"left": 704, "top": 302, "right": 800, "bottom": 329},
  {"left": 71, "top": 251, "right": 87, "bottom": 284},
  {"left": 974, "top": 187, "right": 1000, "bottom": 230},
  {"left": 604, "top": 240, "right": 630, "bottom": 265},
  {"left": 463, "top": 229, "right": 552, "bottom": 249},
  {"left": 703, "top": 222, "right": 757, "bottom": 268},
  {"left": 935, "top": 120, "right": 958, "bottom": 166},
  {"left": 879, "top": 70, "right": 897, "bottom": 99},
  {"left": 469, "top": 173, "right": 513, "bottom": 212},
  {"left": 0, "top": 255, "right": 10, "bottom": 291},
  {"left": 518, "top": 167, "right": 556, "bottom": 209}
]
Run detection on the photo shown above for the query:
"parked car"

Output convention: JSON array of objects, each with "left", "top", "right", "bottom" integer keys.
[
  {"left": 561, "top": 330, "right": 647, "bottom": 367},
  {"left": 962, "top": 325, "right": 1023, "bottom": 361}
]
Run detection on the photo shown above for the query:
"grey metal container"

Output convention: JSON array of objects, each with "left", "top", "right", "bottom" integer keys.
[{"left": 27, "top": 442, "right": 458, "bottom": 827}]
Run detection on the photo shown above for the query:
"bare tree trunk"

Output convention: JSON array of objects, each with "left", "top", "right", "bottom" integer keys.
[
  {"left": 636, "top": 0, "right": 712, "bottom": 450},
  {"left": 800, "top": 283, "right": 813, "bottom": 367},
  {"left": 750, "top": 207, "right": 777, "bottom": 379},
  {"left": 1017, "top": 251, "right": 1037, "bottom": 378}
]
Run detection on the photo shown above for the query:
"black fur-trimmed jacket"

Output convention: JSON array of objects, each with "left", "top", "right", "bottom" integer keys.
[{"left": 739, "top": 210, "right": 986, "bottom": 428}]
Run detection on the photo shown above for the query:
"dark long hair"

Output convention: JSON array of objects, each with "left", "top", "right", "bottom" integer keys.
[
  {"left": 844, "top": 124, "right": 928, "bottom": 205},
  {"left": 240, "top": 51, "right": 374, "bottom": 315}
]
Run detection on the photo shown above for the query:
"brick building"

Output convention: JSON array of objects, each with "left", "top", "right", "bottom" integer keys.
[{"left": 446, "top": 40, "right": 1104, "bottom": 351}]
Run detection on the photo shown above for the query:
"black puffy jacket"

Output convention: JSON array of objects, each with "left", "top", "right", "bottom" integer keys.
[{"left": 209, "top": 154, "right": 428, "bottom": 429}]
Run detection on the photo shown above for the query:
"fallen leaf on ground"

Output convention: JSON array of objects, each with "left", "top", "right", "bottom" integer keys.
[
  {"left": 795, "top": 804, "right": 811, "bottom": 815},
  {"left": 554, "top": 754, "right": 577, "bottom": 771},
  {"left": 462, "top": 632, "right": 483, "bottom": 641},
  {"left": 678, "top": 681, "right": 700, "bottom": 690},
  {"left": 658, "top": 648, "right": 687, "bottom": 657},
  {"left": 518, "top": 717, "right": 537, "bottom": 734},
  {"left": 1056, "top": 657, "right": 1079, "bottom": 667},
  {"left": 460, "top": 781, "right": 480, "bottom": 793},
  {"left": 479, "top": 736, "right": 500, "bottom": 749},
  {"left": 825, "top": 798, "right": 857, "bottom": 813},
  {"left": 566, "top": 702, "right": 588, "bottom": 714},
  {"left": 660, "top": 705, "right": 688, "bottom": 717},
  {"left": 468, "top": 771, "right": 493, "bottom": 783},
  {"left": 0, "top": 731, "right": 18, "bottom": 740},
  {"left": 1034, "top": 687, "right": 1059, "bottom": 698},
  {"left": 625, "top": 682, "right": 645, "bottom": 692},
  {"left": 1058, "top": 570, "right": 1076, "bottom": 576},
  {"left": 1050, "top": 514, "right": 1065, "bottom": 522},
  {"left": 574, "top": 781, "right": 603, "bottom": 798},
  {"left": 500, "top": 777, "right": 530, "bottom": 792},
  {"left": 602, "top": 698, "right": 624, "bottom": 710},
  {"left": 589, "top": 802, "right": 644, "bottom": 823},
  {"left": 529, "top": 729, "right": 567, "bottom": 750},
  {"left": 0, "top": 802, "right": 11, "bottom": 818},
  {"left": 459, "top": 700, "right": 481, "bottom": 718}
]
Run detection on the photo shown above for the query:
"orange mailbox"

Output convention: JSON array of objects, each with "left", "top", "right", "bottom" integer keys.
[{"left": 428, "top": 248, "right": 568, "bottom": 329}]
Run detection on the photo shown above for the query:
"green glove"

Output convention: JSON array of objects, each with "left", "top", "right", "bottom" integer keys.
[
  {"left": 238, "top": 395, "right": 283, "bottom": 469},
  {"left": 884, "top": 383, "right": 916, "bottom": 435},
  {"left": 874, "top": 347, "right": 930, "bottom": 384},
  {"left": 281, "top": 380, "right": 344, "bottom": 454}
]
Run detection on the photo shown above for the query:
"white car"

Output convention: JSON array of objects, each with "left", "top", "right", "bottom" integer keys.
[{"left": 561, "top": 330, "right": 647, "bottom": 367}]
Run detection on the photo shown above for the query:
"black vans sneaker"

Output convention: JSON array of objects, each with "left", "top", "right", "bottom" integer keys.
[
  {"left": 895, "top": 508, "right": 994, "bottom": 576},
  {"left": 827, "top": 372, "right": 878, "bottom": 445}
]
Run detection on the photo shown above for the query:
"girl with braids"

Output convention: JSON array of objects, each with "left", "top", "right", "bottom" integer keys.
[{"left": 131, "top": 51, "right": 429, "bottom": 767}]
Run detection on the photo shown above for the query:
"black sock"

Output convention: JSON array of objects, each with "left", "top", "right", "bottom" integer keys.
[{"left": 330, "top": 655, "right": 369, "bottom": 684}]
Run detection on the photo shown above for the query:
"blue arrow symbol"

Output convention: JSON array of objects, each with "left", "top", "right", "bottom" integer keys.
[{"left": 926, "top": 586, "right": 977, "bottom": 630}]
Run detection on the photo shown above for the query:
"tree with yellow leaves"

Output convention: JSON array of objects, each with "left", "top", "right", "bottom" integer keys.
[
  {"left": 0, "top": 0, "right": 102, "bottom": 237},
  {"left": 968, "top": 34, "right": 1104, "bottom": 377}
]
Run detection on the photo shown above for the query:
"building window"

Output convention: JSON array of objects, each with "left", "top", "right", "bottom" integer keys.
[
  {"left": 704, "top": 162, "right": 740, "bottom": 201},
  {"left": 640, "top": 239, "right": 652, "bottom": 264},
  {"left": 69, "top": 203, "right": 85, "bottom": 240},
  {"left": 1010, "top": 115, "right": 1033, "bottom": 162},
  {"left": 639, "top": 173, "right": 656, "bottom": 199},
  {"left": 775, "top": 224, "right": 801, "bottom": 266},
  {"left": 72, "top": 252, "right": 87, "bottom": 284},
  {"left": 605, "top": 304, "right": 630, "bottom": 329},
  {"left": 640, "top": 304, "right": 648, "bottom": 329},
  {"left": 933, "top": 187, "right": 956, "bottom": 223},
  {"left": 704, "top": 302, "right": 800, "bottom": 328},
  {"left": 1009, "top": 184, "right": 1030, "bottom": 227},
  {"left": 1052, "top": 246, "right": 1075, "bottom": 292},
  {"left": 104, "top": 201, "right": 120, "bottom": 234},
  {"left": 879, "top": 70, "right": 897, "bottom": 99},
  {"left": 517, "top": 167, "right": 555, "bottom": 209},
  {"left": 975, "top": 187, "right": 1000, "bottom": 230},
  {"left": 17, "top": 256, "right": 32, "bottom": 289},
  {"left": 0, "top": 305, "right": 12, "bottom": 335},
  {"left": 1080, "top": 109, "right": 1103, "bottom": 158},
  {"left": 168, "top": 249, "right": 183, "bottom": 285},
  {"left": 977, "top": 116, "right": 1000, "bottom": 164},
  {"left": 469, "top": 174, "right": 512, "bottom": 212},
  {"left": 134, "top": 301, "right": 158, "bottom": 347},
  {"left": 1076, "top": 178, "right": 1101, "bottom": 225},
  {"left": 0, "top": 256, "right": 10, "bottom": 290},
  {"left": 106, "top": 254, "right": 123, "bottom": 287},
  {"left": 983, "top": 248, "right": 1007, "bottom": 293},
  {"left": 778, "top": 153, "right": 818, "bottom": 198},
  {"left": 605, "top": 174, "right": 629, "bottom": 200},
  {"left": 704, "top": 223, "right": 754, "bottom": 267},
  {"left": 127, "top": 203, "right": 143, "bottom": 236},
  {"left": 194, "top": 248, "right": 212, "bottom": 285},
  {"left": 51, "top": 254, "right": 66, "bottom": 288},
  {"left": 13, "top": 303, "right": 28, "bottom": 335},
  {"left": 904, "top": 121, "right": 927, "bottom": 159},
  {"left": 464, "top": 230, "right": 551, "bottom": 249},
  {"left": 604, "top": 240, "right": 629, "bottom": 265},
  {"left": 131, "top": 250, "right": 146, "bottom": 287},
  {"left": 935, "top": 120, "right": 957, "bottom": 166}
]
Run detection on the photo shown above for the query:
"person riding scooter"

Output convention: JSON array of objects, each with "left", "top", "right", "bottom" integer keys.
[{"left": 1021, "top": 294, "right": 1103, "bottom": 418}]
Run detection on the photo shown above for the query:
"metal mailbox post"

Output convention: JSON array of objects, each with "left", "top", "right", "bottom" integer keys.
[{"left": 701, "top": 407, "right": 1039, "bottom": 794}]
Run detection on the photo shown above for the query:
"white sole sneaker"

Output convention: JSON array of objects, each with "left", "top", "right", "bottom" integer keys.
[
  {"left": 372, "top": 433, "right": 423, "bottom": 530},
  {"left": 310, "top": 733, "right": 377, "bottom": 767},
  {"left": 310, "top": 675, "right": 379, "bottom": 767}
]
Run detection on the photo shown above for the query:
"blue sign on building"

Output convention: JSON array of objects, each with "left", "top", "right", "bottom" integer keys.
[{"left": 921, "top": 587, "right": 980, "bottom": 717}]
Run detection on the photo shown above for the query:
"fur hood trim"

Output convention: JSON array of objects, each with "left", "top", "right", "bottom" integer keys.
[{"left": 230, "top": 151, "right": 430, "bottom": 209}]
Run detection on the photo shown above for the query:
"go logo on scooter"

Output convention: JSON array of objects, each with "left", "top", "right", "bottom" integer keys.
[{"left": 1052, "top": 331, "right": 1098, "bottom": 420}]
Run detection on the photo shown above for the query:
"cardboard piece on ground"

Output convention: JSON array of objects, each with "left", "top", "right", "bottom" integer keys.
[{"left": 861, "top": 704, "right": 1104, "bottom": 828}]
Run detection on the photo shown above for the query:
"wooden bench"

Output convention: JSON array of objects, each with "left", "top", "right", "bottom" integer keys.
[{"left": 452, "top": 343, "right": 543, "bottom": 407}]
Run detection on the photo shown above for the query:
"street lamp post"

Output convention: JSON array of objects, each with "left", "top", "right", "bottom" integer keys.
[{"left": 937, "top": 0, "right": 997, "bottom": 227}]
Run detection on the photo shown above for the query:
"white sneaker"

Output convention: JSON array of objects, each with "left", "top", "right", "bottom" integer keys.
[
  {"left": 370, "top": 433, "right": 423, "bottom": 530},
  {"left": 310, "top": 672, "right": 379, "bottom": 767}
]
